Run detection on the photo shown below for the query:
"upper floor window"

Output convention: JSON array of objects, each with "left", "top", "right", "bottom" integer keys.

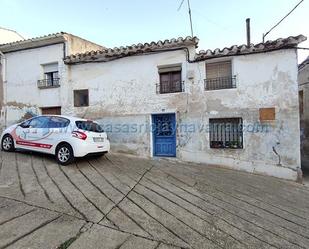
[
  {"left": 157, "top": 64, "right": 183, "bottom": 94},
  {"left": 38, "top": 63, "right": 60, "bottom": 89},
  {"left": 205, "top": 61, "right": 236, "bottom": 90},
  {"left": 74, "top": 89, "right": 89, "bottom": 107}
]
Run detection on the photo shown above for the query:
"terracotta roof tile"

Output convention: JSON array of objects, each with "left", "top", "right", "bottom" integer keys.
[
  {"left": 0, "top": 32, "right": 66, "bottom": 46},
  {"left": 195, "top": 35, "right": 306, "bottom": 61},
  {"left": 64, "top": 36, "right": 199, "bottom": 64}
]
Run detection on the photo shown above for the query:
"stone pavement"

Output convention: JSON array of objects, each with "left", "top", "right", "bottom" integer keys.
[{"left": 1, "top": 151, "right": 309, "bottom": 249}]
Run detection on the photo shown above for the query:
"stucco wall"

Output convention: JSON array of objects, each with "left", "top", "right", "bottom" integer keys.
[
  {"left": 67, "top": 48, "right": 300, "bottom": 180},
  {"left": 299, "top": 63, "right": 309, "bottom": 168},
  {"left": 65, "top": 34, "right": 104, "bottom": 55},
  {"left": 3, "top": 43, "right": 65, "bottom": 125}
]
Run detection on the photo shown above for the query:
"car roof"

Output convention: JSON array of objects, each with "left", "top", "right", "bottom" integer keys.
[{"left": 34, "top": 115, "right": 92, "bottom": 122}]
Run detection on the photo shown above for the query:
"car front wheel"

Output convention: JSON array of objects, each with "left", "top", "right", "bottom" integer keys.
[
  {"left": 1, "top": 134, "right": 15, "bottom": 152},
  {"left": 56, "top": 143, "right": 74, "bottom": 165}
]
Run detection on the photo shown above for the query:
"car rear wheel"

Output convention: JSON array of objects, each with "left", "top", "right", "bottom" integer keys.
[
  {"left": 56, "top": 143, "right": 74, "bottom": 165},
  {"left": 1, "top": 134, "right": 15, "bottom": 152}
]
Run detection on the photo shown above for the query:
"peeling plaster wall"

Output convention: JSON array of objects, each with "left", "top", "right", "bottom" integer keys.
[
  {"left": 299, "top": 63, "right": 309, "bottom": 168},
  {"left": 1, "top": 36, "right": 105, "bottom": 129},
  {"left": 68, "top": 48, "right": 300, "bottom": 180},
  {"left": 1, "top": 41, "right": 300, "bottom": 180},
  {"left": 2, "top": 43, "right": 64, "bottom": 126}
]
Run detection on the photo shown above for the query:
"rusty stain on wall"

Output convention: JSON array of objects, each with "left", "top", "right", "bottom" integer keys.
[{"left": 259, "top": 108, "right": 276, "bottom": 121}]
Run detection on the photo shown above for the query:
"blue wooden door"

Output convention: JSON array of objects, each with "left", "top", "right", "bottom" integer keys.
[{"left": 153, "top": 113, "right": 176, "bottom": 157}]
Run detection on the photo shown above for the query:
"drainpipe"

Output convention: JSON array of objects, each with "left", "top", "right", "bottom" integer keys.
[{"left": 0, "top": 50, "right": 7, "bottom": 128}]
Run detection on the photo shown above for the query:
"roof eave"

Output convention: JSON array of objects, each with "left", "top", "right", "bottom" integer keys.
[
  {"left": 0, "top": 33, "right": 66, "bottom": 53},
  {"left": 64, "top": 36, "right": 199, "bottom": 64},
  {"left": 195, "top": 34, "right": 307, "bottom": 61}
]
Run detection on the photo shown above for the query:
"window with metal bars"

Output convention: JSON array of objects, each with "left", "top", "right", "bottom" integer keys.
[
  {"left": 205, "top": 61, "right": 236, "bottom": 90},
  {"left": 209, "top": 118, "right": 243, "bottom": 149},
  {"left": 159, "top": 71, "right": 182, "bottom": 94}
]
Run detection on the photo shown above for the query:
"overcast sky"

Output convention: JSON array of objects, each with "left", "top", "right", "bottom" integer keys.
[{"left": 1, "top": 0, "right": 308, "bottom": 62}]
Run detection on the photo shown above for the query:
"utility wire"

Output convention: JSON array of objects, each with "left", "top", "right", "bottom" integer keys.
[
  {"left": 177, "top": 0, "right": 185, "bottom": 11},
  {"left": 263, "top": 0, "right": 304, "bottom": 42},
  {"left": 177, "top": 0, "right": 194, "bottom": 37}
]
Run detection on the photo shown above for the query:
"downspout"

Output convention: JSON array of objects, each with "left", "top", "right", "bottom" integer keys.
[{"left": 0, "top": 50, "right": 7, "bottom": 128}]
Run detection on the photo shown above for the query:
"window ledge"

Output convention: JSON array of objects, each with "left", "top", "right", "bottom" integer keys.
[
  {"left": 38, "top": 85, "right": 60, "bottom": 89},
  {"left": 157, "top": 91, "right": 186, "bottom": 95},
  {"left": 204, "top": 88, "right": 237, "bottom": 92},
  {"left": 210, "top": 147, "right": 243, "bottom": 150}
]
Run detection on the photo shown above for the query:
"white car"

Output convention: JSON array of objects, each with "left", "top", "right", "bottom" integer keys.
[{"left": 1, "top": 115, "right": 110, "bottom": 165}]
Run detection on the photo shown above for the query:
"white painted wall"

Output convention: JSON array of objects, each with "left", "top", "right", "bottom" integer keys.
[
  {"left": 68, "top": 48, "right": 300, "bottom": 180},
  {"left": 1, "top": 41, "right": 301, "bottom": 180},
  {"left": 1, "top": 34, "right": 103, "bottom": 126},
  {"left": 4, "top": 43, "right": 64, "bottom": 124}
]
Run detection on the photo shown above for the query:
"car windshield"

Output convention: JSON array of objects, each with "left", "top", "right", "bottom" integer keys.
[{"left": 75, "top": 121, "right": 104, "bottom": 133}]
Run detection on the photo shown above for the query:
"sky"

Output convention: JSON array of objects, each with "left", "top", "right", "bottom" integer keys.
[{"left": 0, "top": 0, "right": 308, "bottom": 63}]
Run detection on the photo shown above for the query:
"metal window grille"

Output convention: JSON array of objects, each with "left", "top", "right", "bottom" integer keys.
[
  {"left": 209, "top": 118, "right": 243, "bottom": 149},
  {"left": 204, "top": 76, "right": 236, "bottom": 90},
  {"left": 37, "top": 78, "right": 60, "bottom": 88}
]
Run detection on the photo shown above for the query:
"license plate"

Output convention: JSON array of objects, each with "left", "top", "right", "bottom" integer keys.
[{"left": 93, "top": 137, "right": 104, "bottom": 142}]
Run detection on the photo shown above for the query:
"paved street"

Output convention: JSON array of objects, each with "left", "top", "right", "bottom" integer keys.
[{"left": 0, "top": 151, "right": 309, "bottom": 249}]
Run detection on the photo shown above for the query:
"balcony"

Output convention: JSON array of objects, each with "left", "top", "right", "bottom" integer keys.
[
  {"left": 156, "top": 81, "right": 185, "bottom": 94},
  {"left": 37, "top": 78, "right": 60, "bottom": 89},
  {"left": 204, "top": 76, "right": 236, "bottom": 91}
]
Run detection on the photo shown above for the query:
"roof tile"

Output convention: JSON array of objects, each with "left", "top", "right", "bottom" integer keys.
[
  {"left": 195, "top": 35, "right": 306, "bottom": 61},
  {"left": 64, "top": 36, "right": 199, "bottom": 64}
]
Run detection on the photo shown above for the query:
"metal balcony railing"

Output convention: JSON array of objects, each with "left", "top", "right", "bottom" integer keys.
[
  {"left": 204, "top": 76, "right": 236, "bottom": 91},
  {"left": 37, "top": 78, "right": 60, "bottom": 89},
  {"left": 156, "top": 81, "right": 185, "bottom": 94}
]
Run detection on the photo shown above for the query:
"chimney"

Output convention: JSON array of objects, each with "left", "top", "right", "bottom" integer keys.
[{"left": 246, "top": 18, "right": 251, "bottom": 46}]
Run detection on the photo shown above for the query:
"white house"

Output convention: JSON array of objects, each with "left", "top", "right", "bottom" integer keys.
[
  {"left": 0, "top": 32, "right": 306, "bottom": 181},
  {"left": 0, "top": 32, "right": 103, "bottom": 126}
]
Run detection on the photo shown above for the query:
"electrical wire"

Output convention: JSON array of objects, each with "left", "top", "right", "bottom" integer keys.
[{"left": 263, "top": 0, "right": 304, "bottom": 41}]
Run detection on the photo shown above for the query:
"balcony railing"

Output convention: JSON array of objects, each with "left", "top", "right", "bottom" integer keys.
[
  {"left": 37, "top": 78, "right": 60, "bottom": 89},
  {"left": 204, "top": 76, "right": 236, "bottom": 91},
  {"left": 156, "top": 81, "right": 185, "bottom": 94}
]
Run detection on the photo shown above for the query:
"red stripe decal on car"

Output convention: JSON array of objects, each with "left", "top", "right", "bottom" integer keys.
[{"left": 16, "top": 141, "right": 52, "bottom": 149}]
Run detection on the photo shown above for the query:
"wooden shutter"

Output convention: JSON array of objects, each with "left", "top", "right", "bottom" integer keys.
[
  {"left": 206, "top": 61, "right": 231, "bottom": 79},
  {"left": 160, "top": 73, "right": 170, "bottom": 93},
  {"left": 171, "top": 71, "right": 181, "bottom": 92}
]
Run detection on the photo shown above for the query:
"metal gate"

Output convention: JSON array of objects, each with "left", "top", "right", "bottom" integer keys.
[{"left": 152, "top": 113, "right": 176, "bottom": 157}]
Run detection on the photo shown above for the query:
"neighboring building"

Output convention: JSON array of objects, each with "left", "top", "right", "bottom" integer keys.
[
  {"left": 299, "top": 56, "right": 309, "bottom": 170},
  {"left": 0, "top": 32, "right": 104, "bottom": 127},
  {"left": 0, "top": 27, "right": 24, "bottom": 44},
  {"left": 0, "top": 32, "right": 306, "bottom": 181}
]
